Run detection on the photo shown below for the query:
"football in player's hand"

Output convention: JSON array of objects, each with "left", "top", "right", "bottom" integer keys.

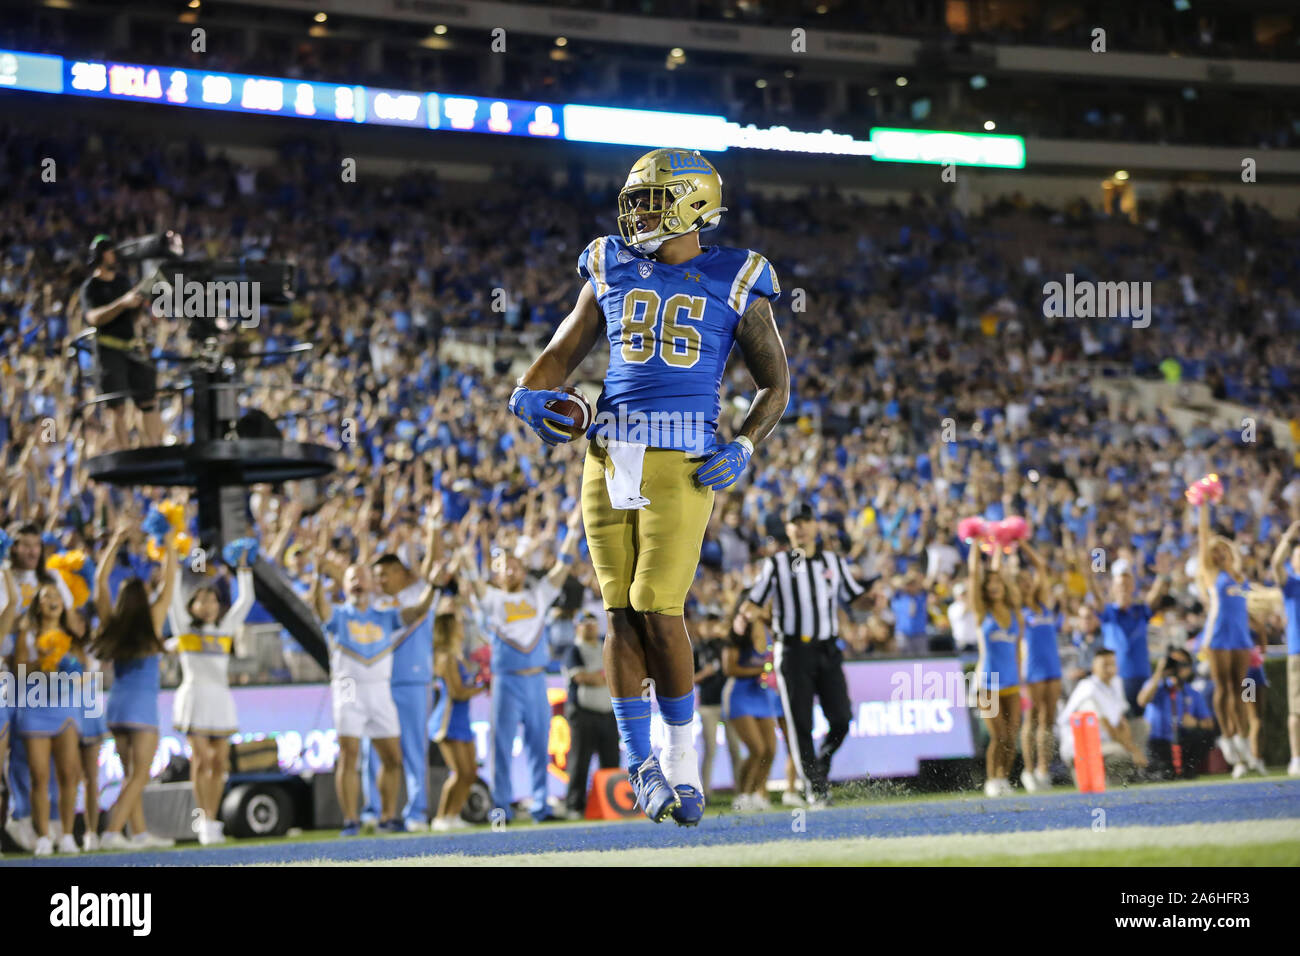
[{"left": 545, "top": 385, "right": 593, "bottom": 441}]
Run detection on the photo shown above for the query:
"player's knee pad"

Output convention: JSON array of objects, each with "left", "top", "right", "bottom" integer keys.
[{"left": 628, "top": 585, "right": 684, "bottom": 619}]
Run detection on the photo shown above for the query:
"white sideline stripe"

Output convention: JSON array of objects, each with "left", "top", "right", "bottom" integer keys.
[{"left": 256, "top": 818, "right": 1300, "bottom": 868}]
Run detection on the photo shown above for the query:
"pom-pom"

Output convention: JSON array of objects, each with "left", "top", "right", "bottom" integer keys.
[{"left": 957, "top": 516, "right": 987, "bottom": 543}]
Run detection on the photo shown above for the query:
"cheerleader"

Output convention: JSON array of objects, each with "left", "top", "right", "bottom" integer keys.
[
  {"left": 0, "top": 566, "right": 17, "bottom": 852},
  {"left": 1193, "top": 500, "right": 1258, "bottom": 775},
  {"left": 92, "top": 521, "right": 177, "bottom": 849},
  {"left": 13, "top": 580, "right": 88, "bottom": 855},
  {"left": 167, "top": 554, "right": 255, "bottom": 845},
  {"left": 969, "top": 541, "right": 1023, "bottom": 797},
  {"left": 1268, "top": 519, "right": 1300, "bottom": 777},
  {"left": 430, "top": 596, "right": 486, "bottom": 831},
  {"left": 722, "top": 601, "right": 778, "bottom": 812},
  {"left": 1017, "top": 542, "right": 1062, "bottom": 792}
]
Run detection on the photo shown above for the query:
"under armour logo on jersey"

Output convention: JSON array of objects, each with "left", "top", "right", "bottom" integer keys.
[
  {"left": 638, "top": 262, "right": 654, "bottom": 278},
  {"left": 683, "top": 271, "right": 702, "bottom": 282}
]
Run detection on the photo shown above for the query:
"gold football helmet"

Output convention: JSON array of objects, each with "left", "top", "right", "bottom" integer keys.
[{"left": 617, "top": 148, "right": 726, "bottom": 254}]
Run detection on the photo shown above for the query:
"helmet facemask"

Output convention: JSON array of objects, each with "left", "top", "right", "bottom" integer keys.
[
  {"left": 617, "top": 185, "right": 725, "bottom": 255},
  {"left": 617, "top": 184, "right": 677, "bottom": 254}
]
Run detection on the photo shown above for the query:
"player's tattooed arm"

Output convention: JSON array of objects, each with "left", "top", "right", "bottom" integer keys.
[
  {"left": 519, "top": 282, "right": 604, "bottom": 390},
  {"left": 734, "top": 296, "right": 790, "bottom": 447}
]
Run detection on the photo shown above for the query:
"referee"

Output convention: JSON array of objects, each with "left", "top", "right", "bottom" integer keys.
[{"left": 743, "top": 503, "right": 872, "bottom": 806}]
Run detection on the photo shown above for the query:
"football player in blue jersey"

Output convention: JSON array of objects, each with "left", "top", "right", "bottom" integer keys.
[{"left": 508, "top": 148, "right": 790, "bottom": 825}]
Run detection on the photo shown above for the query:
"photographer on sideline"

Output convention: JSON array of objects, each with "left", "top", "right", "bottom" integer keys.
[
  {"left": 1137, "top": 647, "right": 1215, "bottom": 779},
  {"left": 80, "top": 234, "right": 162, "bottom": 450}
]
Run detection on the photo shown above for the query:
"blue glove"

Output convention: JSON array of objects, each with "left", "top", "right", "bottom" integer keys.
[
  {"left": 509, "top": 386, "right": 576, "bottom": 446},
  {"left": 693, "top": 437, "right": 754, "bottom": 491}
]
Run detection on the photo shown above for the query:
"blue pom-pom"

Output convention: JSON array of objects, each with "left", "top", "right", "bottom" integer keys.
[
  {"left": 41, "top": 531, "right": 60, "bottom": 548},
  {"left": 222, "top": 537, "right": 259, "bottom": 567},
  {"left": 142, "top": 509, "right": 172, "bottom": 540}
]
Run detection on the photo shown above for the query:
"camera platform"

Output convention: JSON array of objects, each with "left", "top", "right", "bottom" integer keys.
[
  {"left": 74, "top": 337, "right": 340, "bottom": 672},
  {"left": 85, "top": 438, "right": 335, "bottom": 487}
]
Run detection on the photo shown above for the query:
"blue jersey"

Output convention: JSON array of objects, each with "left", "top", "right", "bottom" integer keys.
[
  {"left": 1282, "top": 571, "right": 1300, "bottom": 656},
  {"left": 1100, "top": 602, "right": 1152, "bottom": 679},
  {"left": 577, "top": 234, "right": 780, "bottom": 455},
  {"left": 891, "top": 592, "right": 928, "bottom": 638}
]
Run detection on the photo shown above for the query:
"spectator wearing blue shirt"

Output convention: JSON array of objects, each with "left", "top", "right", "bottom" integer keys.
[
  {"left": 1269, "top": 520, "right": 1300, "bottom": 777},
  {"left": 1097, "top": 567, "right": 1168, "bottom": 716},
  {"left": 1137, "top": 649, "right": 1214, "bottom": 779},
  {"left": 889, "top": 569, "right": 929, "bottom": 655}
]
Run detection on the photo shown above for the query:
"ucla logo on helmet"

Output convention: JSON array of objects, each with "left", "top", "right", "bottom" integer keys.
[
  {"left": 666, "top": 151, "right": 714, "bottom": 175},
  {"left": 638, "top": 262, "right": 654, "bottom": 278}
]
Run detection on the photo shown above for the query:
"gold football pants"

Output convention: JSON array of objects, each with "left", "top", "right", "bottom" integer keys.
[{"left": 581, "top": 443, "right": 714, "bottom": 616}]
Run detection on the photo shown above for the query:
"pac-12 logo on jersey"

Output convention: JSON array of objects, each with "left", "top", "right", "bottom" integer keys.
[{"left": 638, "top": 262, "right": 653, "bottom": 278}]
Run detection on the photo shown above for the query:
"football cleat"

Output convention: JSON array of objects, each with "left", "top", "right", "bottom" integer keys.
[
  {"left": 630, "top": 755, "right": 681, "bottom": 824},
  {"left": 660, "top": 745, "right": 706, "bottom": 827}
]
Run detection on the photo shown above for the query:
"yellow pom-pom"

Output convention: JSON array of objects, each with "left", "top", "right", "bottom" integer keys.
[
  {"left": 174, "top": 531, "right": 193, "bottom": 556},
  {"left": 159, "top": 500, "right": 186, "bottom": 531},
  {"left": 147, "top": 538, "right": 166, "bottom": 562}
]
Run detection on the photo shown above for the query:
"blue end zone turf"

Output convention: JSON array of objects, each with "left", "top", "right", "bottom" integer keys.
[{"left": 4, "top": 778, "right": 1297, "bottom": 867}]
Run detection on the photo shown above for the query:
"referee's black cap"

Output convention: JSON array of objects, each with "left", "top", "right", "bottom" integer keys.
[{"left": 785, "top": 502, "right": 816, "bottom": 523}]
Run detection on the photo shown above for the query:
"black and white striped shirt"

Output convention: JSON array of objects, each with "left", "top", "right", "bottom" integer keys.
[{"left": 745, "top": 549, "right": 867, "bottom": 642}]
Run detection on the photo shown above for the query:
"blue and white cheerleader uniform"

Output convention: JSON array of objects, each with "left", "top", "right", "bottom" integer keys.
[
  {"left": 429, "top": 658, "right": 474, "bottom": 744},
  {"left": 1205, "top": 571, "right": 1252, "bottom": 651},
  {"left": 721, "top": 641, "right": 780, "bottom": 720},
  {"left": 167, "top": 568, "right": 254, "bottom": 736},
  {"left": 978, "top": 612, "right": 1021, "bottom": 695},
  {"left": 1022, "top": 605, "right": 1063, "bottom": 684},
  {"left": 106, "top": 653, "right": 162, "bottom": 731}
]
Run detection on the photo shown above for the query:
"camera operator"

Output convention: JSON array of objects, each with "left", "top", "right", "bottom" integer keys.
[
  {"left": 1136, "top": 647, "right": 1214, "bottom": 779},
  {"left": 80, "top": 234, "right": 162, "bottom": 450}
]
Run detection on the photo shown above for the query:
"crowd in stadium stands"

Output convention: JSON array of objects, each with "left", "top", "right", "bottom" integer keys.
[{"left": 2, "top": 116, "right": 1300, "bottom": 850}]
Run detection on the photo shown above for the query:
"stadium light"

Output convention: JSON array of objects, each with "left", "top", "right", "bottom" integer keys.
[
  {"left": 313, "top": 12, "right": 326, "bottom": 23},
  {"left": 434, "top": 24, "right": 448, "bottom": 35},
  {"left": 895, "top": 76, "right": 908, "bottom": 87},
  {"left": 984, "top": 120, "right": 996, "bottom": 131}
]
